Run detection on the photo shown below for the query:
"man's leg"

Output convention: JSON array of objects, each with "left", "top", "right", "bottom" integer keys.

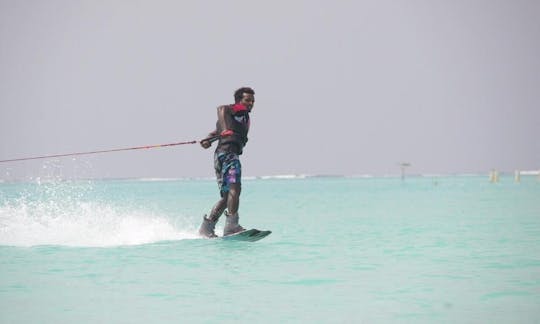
[
  {"left": 209, "top": 195, "right": 228, "bottom": 221},
  {"left": 198, "top": 195, "right": 227, "bottom": 238},
  {"left": 223, "top": 183, "right": 245, "bottom": 236},
  {"left": 226, "top": 183, "right": 241, "bottom": 215},
  {"left": 199, "top": 153, "right": 228, "bottom": 238}
]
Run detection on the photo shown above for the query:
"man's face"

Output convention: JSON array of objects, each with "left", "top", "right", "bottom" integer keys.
[{"left": 239, "top": 93, "right": 255, "bottom": 111}]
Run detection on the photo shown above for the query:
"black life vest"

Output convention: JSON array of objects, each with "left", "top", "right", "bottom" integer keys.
[{"left": 216, "top": 104, "right": 250, "bottom": 154}]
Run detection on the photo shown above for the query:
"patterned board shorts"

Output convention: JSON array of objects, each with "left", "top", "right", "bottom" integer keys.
[{"left": 214, "top": 152, "right": 242, "bottom": 196}]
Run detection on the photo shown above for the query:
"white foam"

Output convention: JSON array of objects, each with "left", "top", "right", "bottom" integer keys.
[
  {"left": 258, "top": 174, "right": 309, "bottom": 180},
  {"left": 137, "top": 177, "right": 181, "bottom": 182},
  {"left": 520, "top": 170, "right": 540, "bottom": 175},
  {"left": 0, "top": 201, "right": 197, "bottom": 247}
]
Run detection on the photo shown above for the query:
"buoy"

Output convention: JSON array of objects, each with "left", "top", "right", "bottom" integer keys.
[{"left": 489, "top": 170, "right": 499, "bottom": 183}]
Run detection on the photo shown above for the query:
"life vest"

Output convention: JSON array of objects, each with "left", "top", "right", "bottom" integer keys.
[{"left": 216, "top": 104, "right": 250, "bottom": 154}]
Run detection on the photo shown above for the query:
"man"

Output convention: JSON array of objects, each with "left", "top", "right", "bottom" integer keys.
[{"left": 198, "top": 87, "right": 255, "bottom": 238}]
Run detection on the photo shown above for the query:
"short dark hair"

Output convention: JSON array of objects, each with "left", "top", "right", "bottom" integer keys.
[{"left": 234, "top": 87, "right": 255, "bottom": 103}]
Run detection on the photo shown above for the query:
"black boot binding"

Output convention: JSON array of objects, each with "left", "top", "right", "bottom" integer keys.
[
  {"left": 198, "top": 215, "right": 218, "bottom": 238},
  {"left": 223, "top": 211, "right": 245, "bottom": 236}
]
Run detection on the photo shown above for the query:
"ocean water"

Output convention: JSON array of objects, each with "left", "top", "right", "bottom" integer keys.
[{"left": 1, "top": 175, "right": 539, "bottom": 323}]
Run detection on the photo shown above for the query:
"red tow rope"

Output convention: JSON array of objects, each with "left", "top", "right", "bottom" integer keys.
[{"left": 0, "top": 140, "right": 198, "bottom": 163}]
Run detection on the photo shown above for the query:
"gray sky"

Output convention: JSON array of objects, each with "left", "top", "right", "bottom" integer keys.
[{"left": 1, "top": 0, "right": 539, "bottom": 180}]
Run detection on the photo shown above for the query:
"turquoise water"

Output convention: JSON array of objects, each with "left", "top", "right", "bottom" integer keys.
[{"left": 1, "top": 176, "right": 539, "bottom": 323}]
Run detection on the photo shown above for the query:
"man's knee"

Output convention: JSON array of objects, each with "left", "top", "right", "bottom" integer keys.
[{"left": 228, "top": 183, "right": 241, "bottom": 198}]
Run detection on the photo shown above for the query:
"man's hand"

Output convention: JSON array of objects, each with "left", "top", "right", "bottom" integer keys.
[{"left": 200, "top": 140, "right": 211, "bottom": 149}]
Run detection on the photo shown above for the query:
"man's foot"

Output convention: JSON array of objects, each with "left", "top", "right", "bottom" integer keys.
[
  {"left": 223, "top": 211, "right": 245, "bottom": 236},
  {"left": 198, "top": 215, "right": 218, "bottom": 238}
]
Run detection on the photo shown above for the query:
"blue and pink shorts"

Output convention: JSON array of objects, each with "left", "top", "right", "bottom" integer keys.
[{"left": 214, "top": 152, "right": 242, "bottom": 196}]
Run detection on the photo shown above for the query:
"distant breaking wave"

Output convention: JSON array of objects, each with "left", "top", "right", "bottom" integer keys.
[{"left": 5, "top": 172, "right": 538, "bottom": 184}]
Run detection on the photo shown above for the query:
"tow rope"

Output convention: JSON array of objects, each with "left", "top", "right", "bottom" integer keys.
[{"left": 0, "top": 139, "right": 203, "bottom": 163}]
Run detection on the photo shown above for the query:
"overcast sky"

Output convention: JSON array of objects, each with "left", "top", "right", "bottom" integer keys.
[{"left": 1, "top": 0, "right": 539, "bottom": 180}]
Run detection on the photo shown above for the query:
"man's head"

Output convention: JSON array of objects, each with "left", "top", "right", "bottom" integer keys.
[{"left": 234, "top": 87, "right": 255, "bottom": 111}]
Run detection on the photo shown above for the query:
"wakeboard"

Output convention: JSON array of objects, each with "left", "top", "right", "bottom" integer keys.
[{"left": 220, "top": 228, "right": 272, "bottom": 242}]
